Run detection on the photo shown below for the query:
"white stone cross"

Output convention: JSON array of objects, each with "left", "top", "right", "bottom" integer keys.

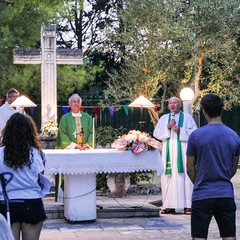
[{"left": 13, "top": 24, "right": 83, "bottom": 127}]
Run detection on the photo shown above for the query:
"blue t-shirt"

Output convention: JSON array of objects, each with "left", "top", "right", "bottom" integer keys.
[{"left": 187, "top": 124, "right": 240, "bottom": 201}]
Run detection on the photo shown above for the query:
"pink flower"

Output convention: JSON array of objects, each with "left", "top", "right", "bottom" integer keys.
[
  {"left": 112, "top": 138, "right": 127, "bottom": 150},
  {"left": 112, "top": 130, "right": 161, "bottom": 154},
  {"left": 131, "top": 142, "right": 145, "bottom": 154},
  {"left": 147, "top": 138, "right": 162, "bottom": 150}
]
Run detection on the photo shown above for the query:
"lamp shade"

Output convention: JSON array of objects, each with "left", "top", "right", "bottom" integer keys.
[
  {"left": 11, "top": 96, "right": 37, "bottom": 108},
  {"left": 180, "top": 87, "right": 194, "bottom": 101},
  {"left": 129, "top": 96, "right": 155, "bottom": 108}
]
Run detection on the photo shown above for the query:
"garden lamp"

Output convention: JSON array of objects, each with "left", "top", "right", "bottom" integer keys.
[
  {"left": 129, "top": 96, "right": 155, "bottom": 131},
  {"left": 180, "top": 87, "right": 194, "bottom": 114},
  {"left": 11, "top": 95, "right": 37, "bottom": 113}
]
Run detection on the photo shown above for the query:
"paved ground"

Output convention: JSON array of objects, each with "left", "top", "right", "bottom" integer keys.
[{"left": 40, "top": 172, "right": 240, "bottom": 240}]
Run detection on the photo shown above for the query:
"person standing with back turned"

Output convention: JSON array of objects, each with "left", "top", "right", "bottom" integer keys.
[
  {"left": 187, "top": 93, "right": 240, "bottom": 240},
  {"left": 153, "top": 97, "right": 197, "bottom": 214},
  {"left": 0, "top": 113, "right": 47, "bottom": 240}
]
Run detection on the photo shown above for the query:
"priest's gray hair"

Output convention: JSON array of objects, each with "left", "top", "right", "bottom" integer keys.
[
  {"left": 68, "top": 94, "right": 82, "bottom": 103},
  {"left": 169, "top": 97, "right": 182, "bottom": 107}
]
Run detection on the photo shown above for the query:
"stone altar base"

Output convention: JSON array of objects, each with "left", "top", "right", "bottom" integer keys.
[{"left": 64, "top": 174, "right": 96, "bottom": 221}]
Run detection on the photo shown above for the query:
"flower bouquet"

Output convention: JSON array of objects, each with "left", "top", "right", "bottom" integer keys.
[
  {"left": 112, "top": 130, "right": 162, "bottom": 154},
  {"left": 41, "top": 119, "right": 58, "bottom": 137}
]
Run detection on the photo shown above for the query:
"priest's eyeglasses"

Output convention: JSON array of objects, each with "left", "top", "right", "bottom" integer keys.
[{"left": 70, "top": 100, "right": 81, "bottom": 104}]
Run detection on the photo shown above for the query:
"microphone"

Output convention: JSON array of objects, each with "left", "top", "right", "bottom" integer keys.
[{"left": 168, "top": 112, "right": 175, "bottom": 130}]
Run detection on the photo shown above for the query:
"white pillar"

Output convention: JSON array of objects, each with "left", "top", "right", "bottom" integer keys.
[
  {"left": 182, "top": 101, "right": 192, "bottom": 115},
  {"left": 41, "top": 25, "right": 57, "bottom": 124}
]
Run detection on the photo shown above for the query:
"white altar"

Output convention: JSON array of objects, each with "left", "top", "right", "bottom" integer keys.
[{"left": 43, "top": 149, "right": 163, "bottom": 222}]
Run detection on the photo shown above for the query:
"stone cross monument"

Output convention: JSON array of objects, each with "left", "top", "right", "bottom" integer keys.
[{"left": 13, "top": 25, "right": 83, "bottom": 127}]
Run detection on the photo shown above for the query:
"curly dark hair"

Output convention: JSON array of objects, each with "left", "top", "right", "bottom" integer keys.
[{"left": 1, "top": 112, "right": 42, "bottom": 170}]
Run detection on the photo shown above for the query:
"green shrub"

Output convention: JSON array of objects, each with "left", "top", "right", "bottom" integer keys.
[{"left": 95, "top": 126, "right": 127, "bottom": 148}]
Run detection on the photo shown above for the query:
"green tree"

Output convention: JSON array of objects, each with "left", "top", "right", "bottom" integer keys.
[
  {"left": 0, "top": 0, "right": 60, "bottom": 101},
  {"left": 181, "top": 0, "right": 240, "bottom": 109},
  {"left": 55, "top": 0, "right": 123, "bottom": 102},
  {"left": 0, "top": 0, "right": 104, "bottom": 104},
  {"left": 102, "top": 0, "right": 240, "bottom": 125},
  {"left": 55, "top": 0, "right": 123, "bottom": 54}
]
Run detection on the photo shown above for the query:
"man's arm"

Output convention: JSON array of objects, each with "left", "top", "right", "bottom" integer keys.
[
  {"left": 187, "top": 156, "right": 197, "bottom": 184},
  {"left": 231, "top": 156, "right": 239, "bottom": 178},
  {"left": 56, "top": 116, "right": 73, "bottom": 149},
  {"left": 153, "top": 115, "right": 171, "bottom": 141}
]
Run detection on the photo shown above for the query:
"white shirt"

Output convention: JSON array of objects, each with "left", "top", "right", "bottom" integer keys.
[
  {"left": 0, "top": 102, "right": 21, "bottom": 137},
  {"left": 153, "top": 112, "right": 198, "bottom": 210},
  {"left": 0, "top": 147, "right": 45, "bottom": 200}
]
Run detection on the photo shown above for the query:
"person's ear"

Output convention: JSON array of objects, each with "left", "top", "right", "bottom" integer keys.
[{"left": 202, "top": 108, "right": 207, "bottom": 117}]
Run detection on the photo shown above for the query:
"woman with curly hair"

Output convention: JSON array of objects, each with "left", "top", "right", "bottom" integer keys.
[{"left": 0, "top": 112, "right": 47, "bottom": 240}]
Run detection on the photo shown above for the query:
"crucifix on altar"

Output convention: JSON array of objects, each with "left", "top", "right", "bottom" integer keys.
[{"left": 13, "top": 25, "right": 83, "bottom": 127}]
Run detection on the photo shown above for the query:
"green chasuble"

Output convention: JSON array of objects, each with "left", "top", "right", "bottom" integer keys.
[{"left": 56, "top": 111, "right": 93, "bottom": 149}]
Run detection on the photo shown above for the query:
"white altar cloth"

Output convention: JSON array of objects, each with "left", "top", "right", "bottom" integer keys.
[
  {"left": 43, "top": 149, "right": 163, "bottom": 221},
  {"left": 44, "top": 149, "right": 163, "bottom": 175}
]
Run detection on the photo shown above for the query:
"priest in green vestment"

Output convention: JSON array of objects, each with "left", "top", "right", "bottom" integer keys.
[
  {"left": 56, "top": 93, "right": 93, "bottom": 150},
  {"left": 153, "top": 97, "right": 197, "bottom": 214},
  {"left": 55, "top": 94, "right": 93, "bottom": 202}
]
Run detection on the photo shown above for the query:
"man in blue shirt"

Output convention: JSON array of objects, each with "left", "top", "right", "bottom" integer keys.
[{"left": 187, "top": 93, "right": 240, "bottom": 240}]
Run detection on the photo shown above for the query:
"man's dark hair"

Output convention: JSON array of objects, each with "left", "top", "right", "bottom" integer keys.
[{"left": 200, "top": 93, "right": 223, "bottom": 118}]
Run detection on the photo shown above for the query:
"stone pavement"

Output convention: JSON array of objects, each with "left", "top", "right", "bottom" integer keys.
[{"left": 40, "top": 172, "right": 240, "bottom": 240}]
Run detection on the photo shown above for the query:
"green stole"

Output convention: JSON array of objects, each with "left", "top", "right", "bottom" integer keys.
[{"left": 165, "top": 112, "right": 184, "bottom": 175}]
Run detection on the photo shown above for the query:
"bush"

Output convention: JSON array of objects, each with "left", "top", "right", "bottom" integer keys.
[{"left": 95, "top": 126, "right": 127, "bottom": 148}]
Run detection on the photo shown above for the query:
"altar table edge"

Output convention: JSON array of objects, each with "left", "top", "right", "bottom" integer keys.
[{"left": 43, "top": 149, "right": 164, "bottom": 176}]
